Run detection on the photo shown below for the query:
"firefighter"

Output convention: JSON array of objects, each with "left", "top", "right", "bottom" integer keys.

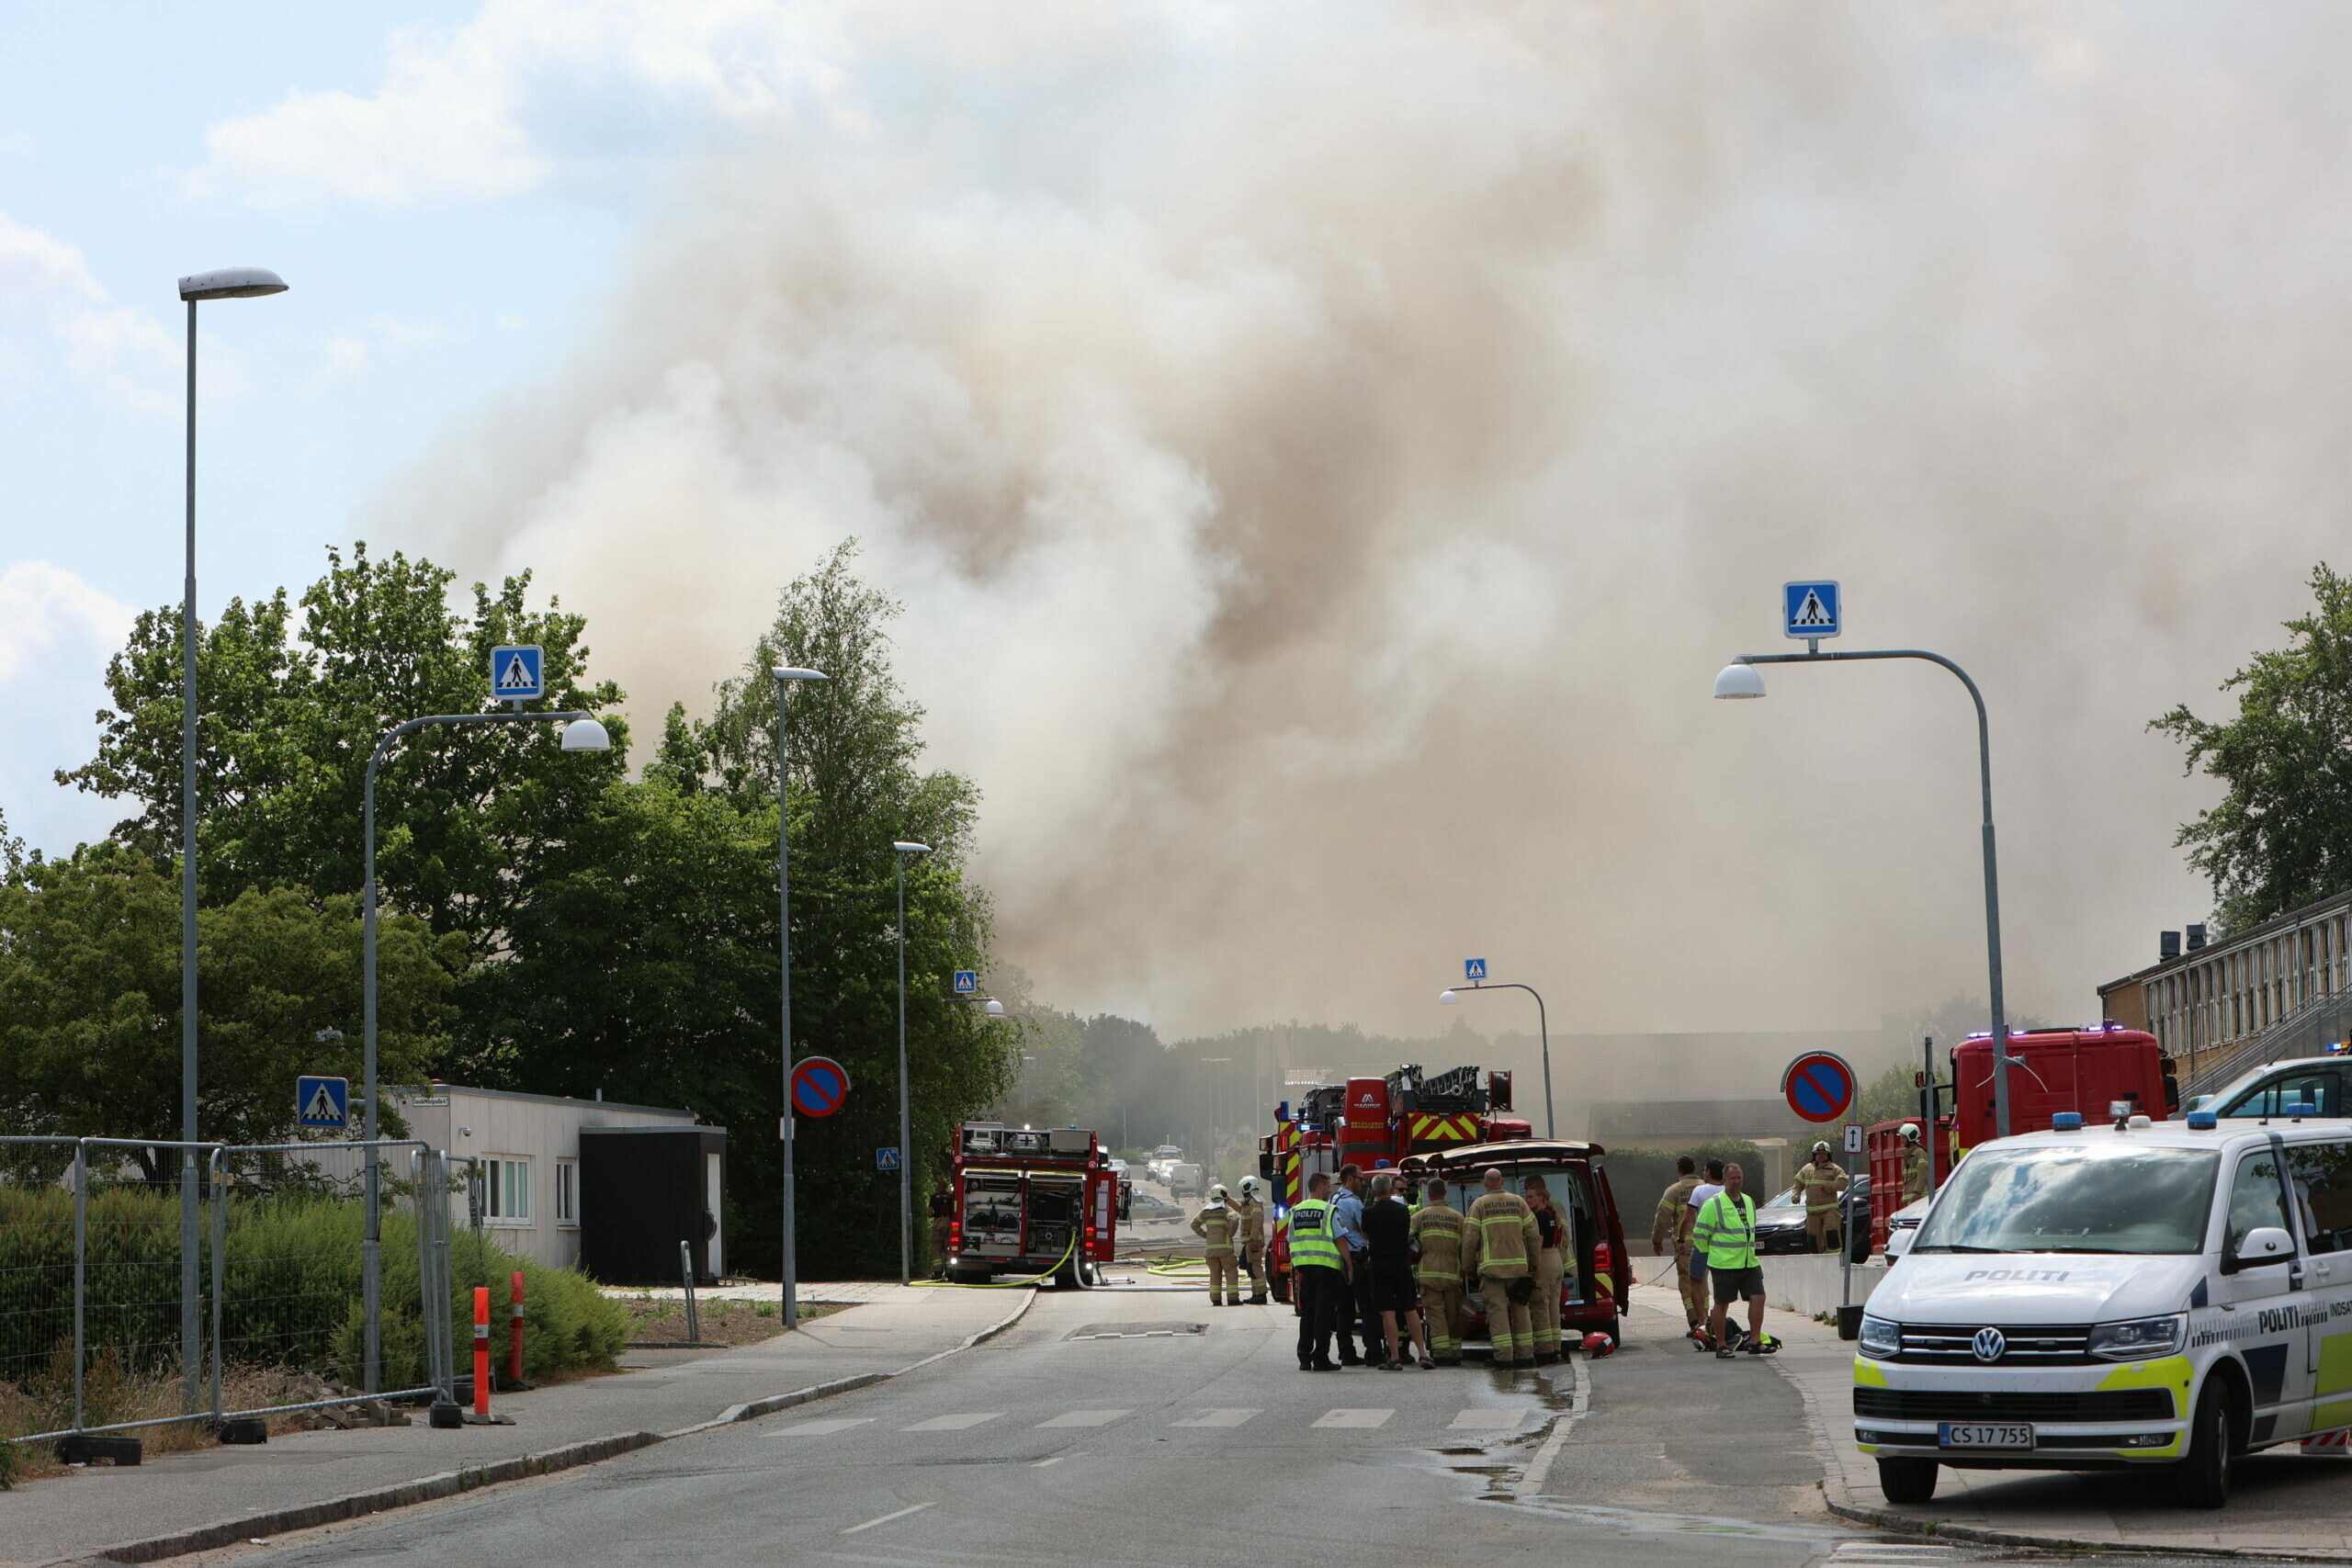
[
  {"left": 1463, "top": 1168, "right": 1540, "bottom": 1369},
  {"left": 1192, "top": 1184, "right": 1242, "bottom": 1305},
  {"left": 1409, "top": 1178, "right": 1467, "bottom": 1364},
  {"left": 927, "top": 1180, "right": 954, "bottom": 1279},
  {"left": 1234, "top": 1176, "right": 1269, "bottom": 1303},
  {"left": 1792, "top": 1142, "right": 1847, "bottom": 1255},
  {"left": 1650, "top": 1156, "right": 1707, "bottom": 1337},
  {"left": 1901, "top": 1123, "right": 1930, "bottom": 1204},
  {"left": 1522, "top": 1175, "right": 1570, "bottom": 1367}
]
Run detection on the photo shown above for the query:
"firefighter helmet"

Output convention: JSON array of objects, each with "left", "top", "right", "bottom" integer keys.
[
  {"left": 1900, "top": 1122, "right": 1921, "bottom": 1142},
  {"left": 1208, "top": 1183, "right": 1228, "bottom": 1201},
  {"left": 1581, "top": 1331, "right": 1615, "bottom": 1358},
  {"left": 1812, "top": 1141, "right": 1830, "bottom": 1156}
]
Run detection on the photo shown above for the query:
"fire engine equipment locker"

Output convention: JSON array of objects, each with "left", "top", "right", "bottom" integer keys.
[{"left": 580, "top": 1125, "right": 730, "bottom": 1285}]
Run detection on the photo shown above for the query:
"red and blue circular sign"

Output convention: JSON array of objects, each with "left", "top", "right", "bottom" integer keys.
[
  {"left": 1781, "top": 1052, "right": 1856, "bottom": 1123},
  {"left": 790, "top": 1056, "right": 851, "bottom": 1119}
]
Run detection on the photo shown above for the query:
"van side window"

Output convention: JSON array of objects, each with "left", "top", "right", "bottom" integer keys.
[
  {"left": 2227, "top": 1150, "right": 2291, "bottom": 1255},
  {"left": 2288, "top": 1140, "right": 2352, "bottom": 1256}
]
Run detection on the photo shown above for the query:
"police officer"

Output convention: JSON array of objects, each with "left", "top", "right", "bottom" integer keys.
[
  {"left": 1191, "top": 1183, "right": 1241, "bottom": 1305},
  {"left": 927, "top": 1181, "right": 954, "bottom": 1279},
  {"left": 1650, "top": 1156, "right": 1706, "bottom": 1337},
  {"left": 1288, "top": 1172, "right": 1350, "bottom": 1370},
  {"left": 1408, "top": 1178, "right": 1467, "bottom": 1364},
  {"left": 1792, "top": 1142, "right": 1847, "bottom": 1255},
  {"left": 1901, "top": 1122, "right": 1930, "bottom": 1204},
  {"left": 1464, "top": 1168, "right": 1540, "bottom": 1369},
  {"left": 1233, "top": 1176, "right": 1269, "bottom": 1304}
]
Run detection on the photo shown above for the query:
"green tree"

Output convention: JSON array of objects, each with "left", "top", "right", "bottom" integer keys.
[
  {"left": 57, "top": 543, "right": 626, "bottom": 956},
  {"left": 2154, "top": 563, "right": 2352, "bottom": 933},
  {"left": 0, "top": 843, "right": 455, "bottom": 1176}
]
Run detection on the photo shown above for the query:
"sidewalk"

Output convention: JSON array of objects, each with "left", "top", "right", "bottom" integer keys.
[
  {"left": 2, "top": 1284, "right": 1032, "bottom": 1568},
  {"left": 1762, "top": 1297, "right": 2352, "bottom": 1561}
]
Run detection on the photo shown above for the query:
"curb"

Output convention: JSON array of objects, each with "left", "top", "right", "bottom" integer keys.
[{"left": 34, "top": 1290, "right": 1038, "bottom": 1568}]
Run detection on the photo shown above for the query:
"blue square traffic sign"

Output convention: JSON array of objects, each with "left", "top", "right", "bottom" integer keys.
[
  {"left": 491, "top": 644, "right": 545, "bottom": 701},
  {"left": 1464, "top": 958, "right": 1487, "bottom": 982},
  {"left": 952, "top": 970, "right": 978, "bottom": 995},
  {"left": 876, "top": 1146, "right": 901, "bottom": 1171},
  {"left": 1782, "top": 581, "right": 1840, "bottom": 640},
  {"left": 297, "top": 1076, "right": 349, "bottom": 1130}
]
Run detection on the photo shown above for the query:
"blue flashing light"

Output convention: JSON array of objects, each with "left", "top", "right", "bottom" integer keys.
[
  {"left": 2290, "top": 1101, "right": 2319, "bottom": 1122},
  {"left": 2186, "top": 1110, "right": 2219, "bottom": 1130},
  {"left": 2050, "top": 1111, "right": 2085, "bottom": 1132}
]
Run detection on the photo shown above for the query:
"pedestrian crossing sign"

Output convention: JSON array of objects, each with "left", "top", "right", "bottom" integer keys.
[
  {"left": 953, "top": 970, "right": 978, "bottom": 995},
  {"left": 1782, "top": 581, "right": 1840, "bottom": 640},
  {"left": 876, "top": 1146, "right": 901, "bottom": 1171},
  {"left": 491, "top": 644, "right": 545, "bottom": 703},
  {"left": 297, "top": 1075, "right": 349, "bottom": 1130}
]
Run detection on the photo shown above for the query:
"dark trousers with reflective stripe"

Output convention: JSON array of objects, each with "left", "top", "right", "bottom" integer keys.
[{"left": 1296, "top": 1264, "right": 1346, "bottom": 1364}]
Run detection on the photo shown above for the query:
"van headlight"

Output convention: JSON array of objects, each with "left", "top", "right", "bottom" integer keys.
[
  {"left": 1858, "top": 1315, "right": 1902, "bottom": 1359},
  {"left": 2088, "top": 1314, "right": 2186, "bottom": 1360}
]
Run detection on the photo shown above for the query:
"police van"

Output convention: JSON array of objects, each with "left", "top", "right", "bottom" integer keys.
[{"left": 1856, "top": 1104, "right": 2352, "bottom": 1508}]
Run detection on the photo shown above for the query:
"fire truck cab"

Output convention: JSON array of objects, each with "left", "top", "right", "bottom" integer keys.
[{"left": 947, "top": 1122, "right": 1119, "bottom": 1289}]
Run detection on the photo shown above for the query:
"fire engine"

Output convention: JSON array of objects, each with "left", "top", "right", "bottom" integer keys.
[
  {"left": 1863, "top": 1024, "right": 2178, "bottom": 1246},
  {"left": 944, "top": 1122, "right": 1122, "bottom": 1288},
  {"left": 1256, "top": 1065, "right": 1630, "bottom": 1350}
]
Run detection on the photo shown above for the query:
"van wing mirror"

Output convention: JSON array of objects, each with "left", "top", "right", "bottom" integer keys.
[
  {"left": 2224, "top": 1224, "right": 2294, "bottom": 1274},
  {"left": 1885, "top": 1227, "right": 1915, "bottom": 1261}
]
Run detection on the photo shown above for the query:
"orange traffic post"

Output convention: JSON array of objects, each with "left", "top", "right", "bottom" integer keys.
[
  {"left": 508, "top": 1271, "right": 526, "bottom": 1384},
  {"left": 472, "top": 1287, "right": 491, "bottom": 1417}
]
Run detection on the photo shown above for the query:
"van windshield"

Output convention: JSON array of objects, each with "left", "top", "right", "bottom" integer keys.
[{"left": 1912, "top": 1143, "right": 2219, "bottom": 1256}]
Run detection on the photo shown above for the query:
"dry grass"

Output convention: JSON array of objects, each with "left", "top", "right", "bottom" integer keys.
[{"left": 617, "top": 1296, "right": 847, "bottom": 1346}]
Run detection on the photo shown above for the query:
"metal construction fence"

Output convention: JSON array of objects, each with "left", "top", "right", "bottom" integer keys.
[{"left": 0, "top": 1137, "right": 464, "bottom": 1445}]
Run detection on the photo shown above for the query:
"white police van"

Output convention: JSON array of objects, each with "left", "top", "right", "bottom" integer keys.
[{"left": 1856, "top": 1102, "right": 2352, "bottom": 1507}]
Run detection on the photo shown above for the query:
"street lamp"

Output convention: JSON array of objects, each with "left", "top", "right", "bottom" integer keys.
[
  {"left": 1713, "top": 649, "right": 2013, "bottom": 1136},
  {"left": 174, "top": 265, "right": 288, "bottom": 1404},
  {"left": 772, "top": 667, "right": 826, "bottom": 1332},
  {"left": 892, "top": 840, "right": 932, "bottom": 1285},
  {"left": 361, "top": 710, "right": 607, "bottom": 1393},
  {"left": 1439, "top": 980, "right": 1554, "bottom": 1137}
]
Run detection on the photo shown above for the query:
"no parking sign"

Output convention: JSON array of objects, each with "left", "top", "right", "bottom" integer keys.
[{"left": 1781, "top": 1052, "right": 1857, "bottom": 1124}]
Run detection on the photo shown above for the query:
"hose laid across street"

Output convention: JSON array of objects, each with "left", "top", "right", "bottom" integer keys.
[{"left": 914, "top": 1231, "right": 1078, "bottom": 1289}]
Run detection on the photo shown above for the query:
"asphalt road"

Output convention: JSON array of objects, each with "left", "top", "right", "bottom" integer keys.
[{"left": 194, "top": 1286, "right": 2251, "bottom": 1568}]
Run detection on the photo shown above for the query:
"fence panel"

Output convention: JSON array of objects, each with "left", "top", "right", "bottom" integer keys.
[{"left": 0, "top": 1139, "right": 85, "bottom": 1442}]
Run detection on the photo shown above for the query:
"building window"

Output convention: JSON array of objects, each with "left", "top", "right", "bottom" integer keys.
[
  {"left": 555, "top": 1159, "right": 578, "bottom": 1227},
  {"left": 485, "top": 1156, "right": 531, "bottom": 1224}
]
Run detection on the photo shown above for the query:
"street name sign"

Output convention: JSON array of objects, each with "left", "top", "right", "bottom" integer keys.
[
  {"left": 1781, "top": 1051, "right": 1857, "bottom": 1123},
  {"left": 297, "top": 1075, "right": 350, "bottom": 1130},
  {"left": 790, "top": 1056, "right": 851, "bottom": 1119},
  {"left": 491, "top": 644, "right": 545, "bottom": 702},
  {"left": 1782, "top": 581, "right": 1840, "bottom": 640}
]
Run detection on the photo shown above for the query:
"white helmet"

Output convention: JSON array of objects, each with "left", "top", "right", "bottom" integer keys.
[
  {"left": 1238, "top": 1177, "right": 1259, "bottom": 1195},
  {"left": 1812, "top": 1141, "right": 1830, "bottom": 1156},
  {"left": 1209, "top": 1183, "right": 1228, "bottom": 1201},
  {"left": 1900, "top": 1122, "right": 1920, "bottom": 1141}
]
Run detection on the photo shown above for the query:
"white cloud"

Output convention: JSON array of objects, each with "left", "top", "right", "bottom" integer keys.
[
  {"left": 184, "top": 0, "right": 863, "bottom": 207},
  {"left": 0, "top": 561, "right": 133, "bottom": 684},
  {"left": 0, "top": 212, "right": 178, "bottom": 413},
  {"left": 0, "top": 132, "right": 31, "bottom": 158},
  {"left": 302, "top": 314, "right": 447, "bottom": 395}
]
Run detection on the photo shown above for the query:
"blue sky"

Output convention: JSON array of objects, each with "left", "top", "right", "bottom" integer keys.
[{"left": 0, "top": 1, "right": 797, "bottom": 854}]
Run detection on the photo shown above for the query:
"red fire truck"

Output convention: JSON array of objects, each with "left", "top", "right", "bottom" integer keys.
[
  {"left": 1864, "top": 1025, "right": 2178, "bottom": 1246},
  {"left": 944, "top": 1122, "right": 1121, "bottom": 1288}
]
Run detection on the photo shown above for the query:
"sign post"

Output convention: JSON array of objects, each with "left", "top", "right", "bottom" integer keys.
[{"left": 784, "top": 1057, "right": 848, "bottom": 1331}]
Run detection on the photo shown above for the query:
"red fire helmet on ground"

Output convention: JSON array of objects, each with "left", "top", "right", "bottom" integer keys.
[{"left": 1581, "top": 1331, "right": 1615, "bottom": 1358}]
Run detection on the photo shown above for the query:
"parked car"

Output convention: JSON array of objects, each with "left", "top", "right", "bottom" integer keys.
[
  {"left": 1752, "top": 1176, "right": 1873, "bottom": 1261},
  {"left": 1167, "top": 1161, "right": 1205, "bottom": 1199}
]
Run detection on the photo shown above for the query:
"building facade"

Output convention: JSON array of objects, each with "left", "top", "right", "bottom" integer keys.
[{"left": 2098, "top": 889, "right": 2352, "bottom": 1089}]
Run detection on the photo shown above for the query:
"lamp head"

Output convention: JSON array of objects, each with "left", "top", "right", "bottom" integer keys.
[
  {"left": 178, "top": 267, "right": 289, "bottom": 301},
  {"left": 893, "top": 840, "right": 932, "bottom": 855},
  {"left": 1713, "top": 661, "right": 1767, "bottom": 700},
  {"left": 984, "top": 998, "right": 1005, "bottom": 1017},
  {"left": 1439, "top": 989, "right": 1461, "bottom": 1005},
  {"left": 560, "top": 717, "right": 613, "bottom": 752},
  {"left": 771, "top": 667, "right": 828, "bottom": 682}
]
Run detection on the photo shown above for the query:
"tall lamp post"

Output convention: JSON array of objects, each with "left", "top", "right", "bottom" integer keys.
[
  {"left": 361, "top": 709, "right": 609, "bottom": 1393},
  {"left": 1439, "top": 980, "right": 1554, "bottom": 1137},
  {"left": 892, "top": 840, "right": 932, "bottom": 1285},
  {"left": 175, "top": 265, "right": 288, "bottom": 1404},
  {"left": 772, "top": 667, "right": 827, "bottom": 1332},
  {"left": 1713, "top": 649, "right": 2013, "bottom": 1136}
]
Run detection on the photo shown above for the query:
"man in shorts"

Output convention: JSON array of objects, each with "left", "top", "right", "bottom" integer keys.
[{"left": 1691, "top": 1162, "right": 1772, "bottom": 1359}]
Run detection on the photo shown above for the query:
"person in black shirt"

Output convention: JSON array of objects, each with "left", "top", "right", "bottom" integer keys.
[{"left": 1362, "top": 1172, "right": 1432, "bottom": 1369}]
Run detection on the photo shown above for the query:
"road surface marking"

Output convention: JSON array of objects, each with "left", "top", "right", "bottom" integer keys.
[
  {"left": 1038, "top": 1408, "right": 1132, "bottom": 1427},
  {"left": 1311, "top": 1408, "right": 1394, "bottom": 1428},
  {"left": 1032, "top": 1456, "right": 1065, "bottom": 1467},
  {"left": 840, "top": 1502, "right": 933, "bottom": 1536},
  {"left": 1514, "top": 1353, "right": 1590, "bottom": 1498},
  {"left": 1449, "top": 1408, "right": 1532, "bottom": 1429},
  {"left": 768, "top": 1417, "right": 873, "bottom": 1436},
  {"left": 1170, "top": 1408, "right": 1261, "bottom": 1427},
  {"left": 900, "top": 1412, "right": 1002, "bottom": 1431}
]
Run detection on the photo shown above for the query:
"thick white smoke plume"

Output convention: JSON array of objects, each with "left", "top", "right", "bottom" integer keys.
[{"left": 385, "top": 3, "right": 2352, "bottom": 1041}]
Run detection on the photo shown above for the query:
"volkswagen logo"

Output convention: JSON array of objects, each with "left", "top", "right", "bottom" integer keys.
[{"left": 1972, "top": 1326, "right": 2007, "bottom": 1363}]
